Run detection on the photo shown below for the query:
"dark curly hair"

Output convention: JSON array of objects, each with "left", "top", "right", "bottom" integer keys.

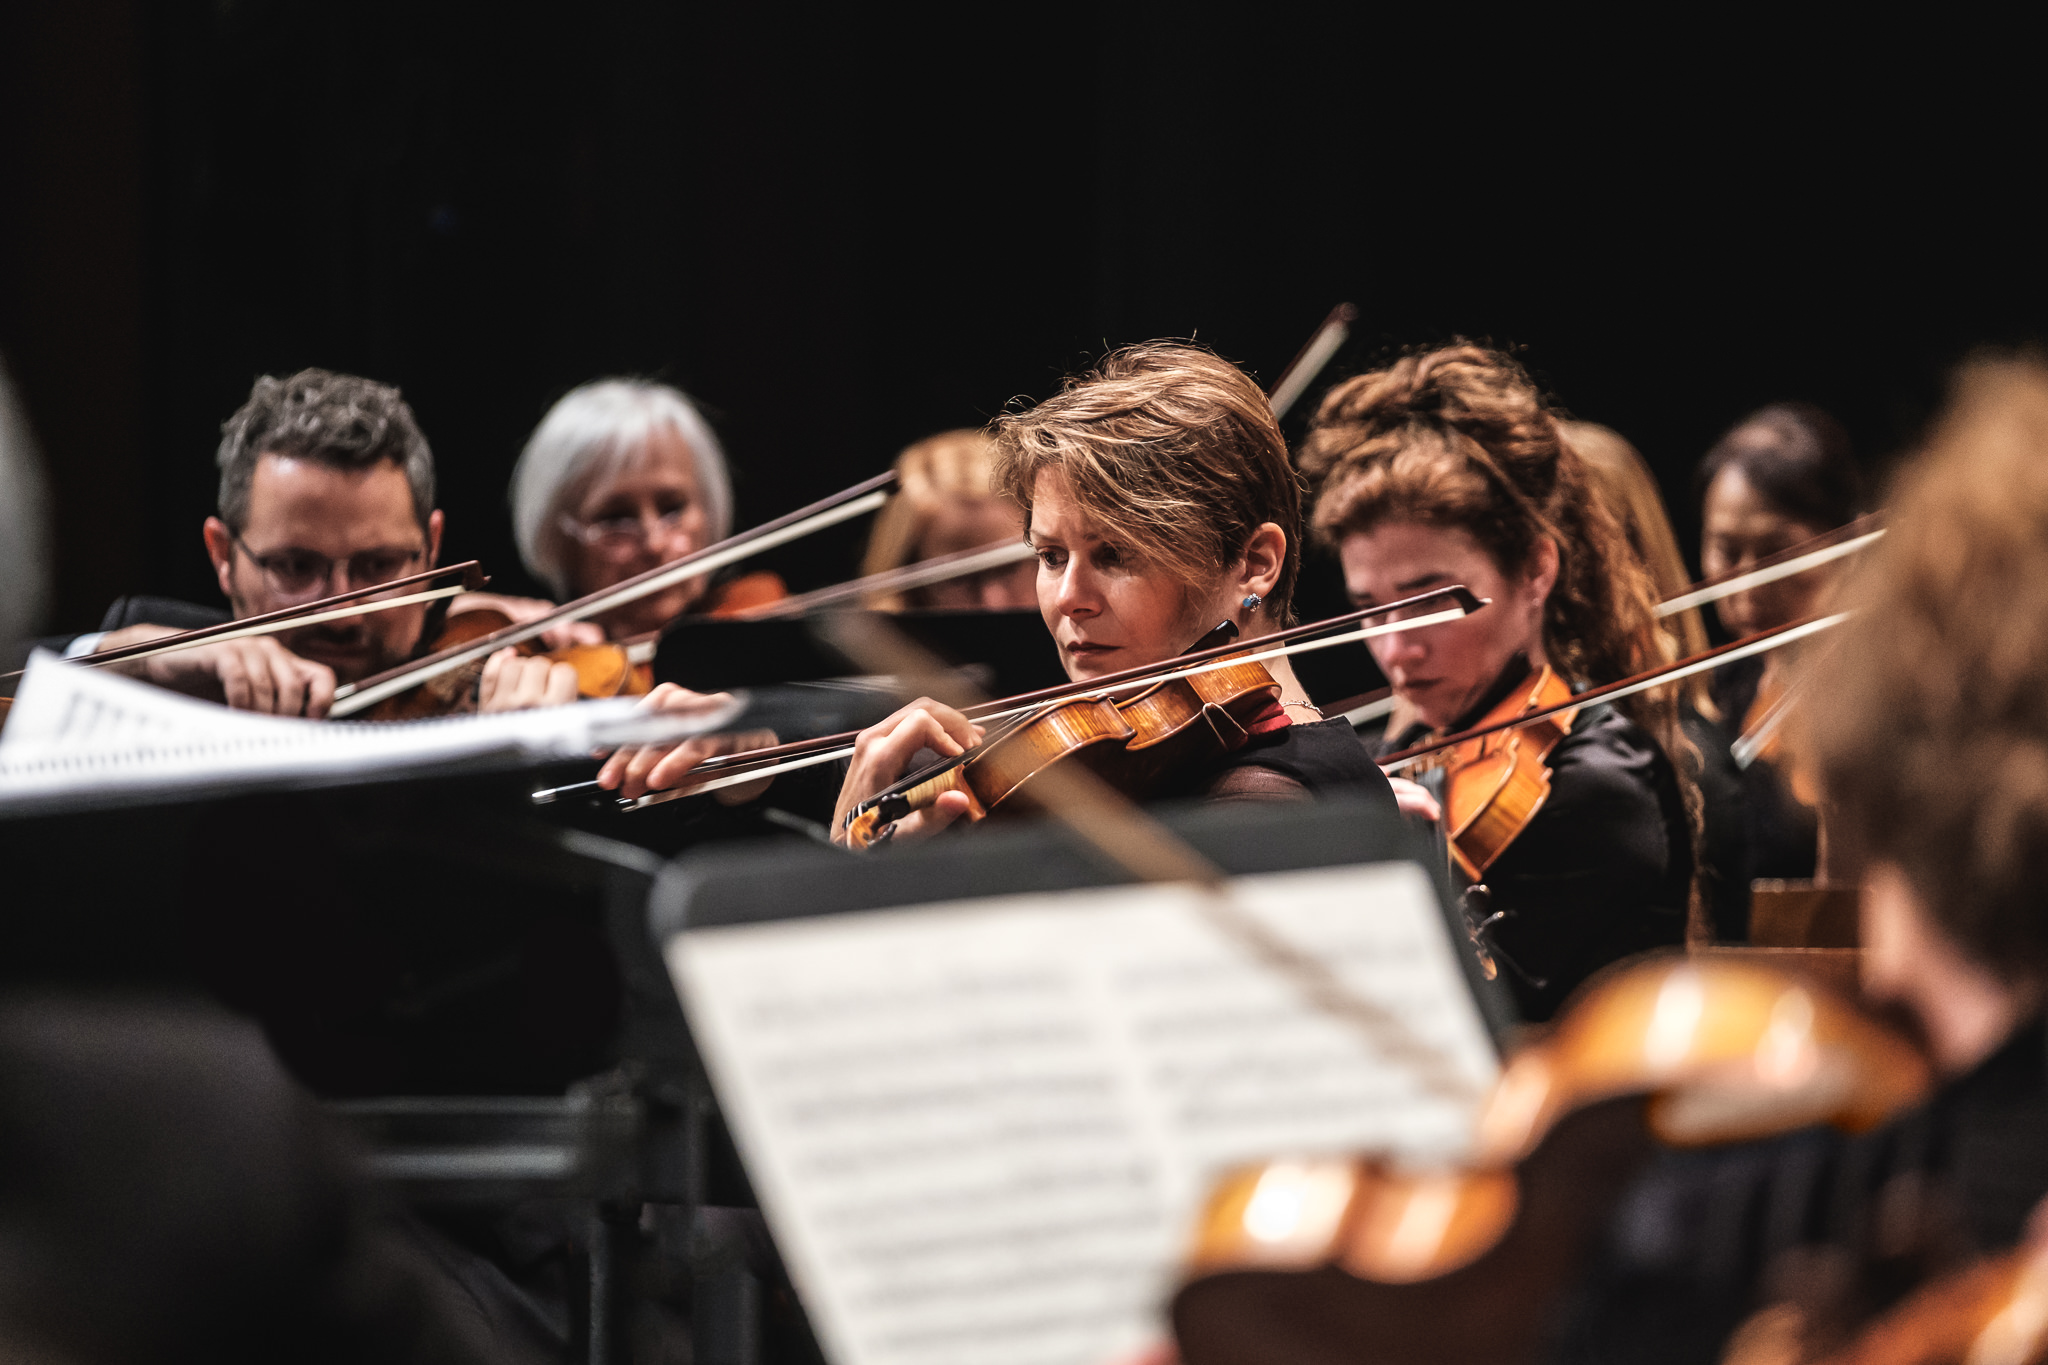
[
  {"left": 1801, "top": 356, "right": 2048, "bottom": 980},
  {"left": 215, "top": 369, "right": 434, "bottom": 533}
]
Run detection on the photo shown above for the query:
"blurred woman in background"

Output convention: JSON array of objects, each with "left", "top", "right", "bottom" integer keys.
[
  {"left": 1695, "top": 402, "right": 1864, "bottom": 889},
  {"left": 859, "top": 429, "right": 1035, "bottom": 611},
  {"left": 509, "top": 379, "right": 783, "bottom": 641},
  {"left": 1565, "top": 420, "right": 1748, "bottom": 941}
]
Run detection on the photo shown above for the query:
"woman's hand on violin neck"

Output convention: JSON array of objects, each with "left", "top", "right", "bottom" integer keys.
[
  {"left": 830, "top": 698, "right": 984, "bottom": 849},
  {"left": 478, "top": 647, "right": 581, "bottom": 714},
  {"left": 596, "top": 683, "right": 776, "bottom": 803},
  {"left": 1389, "top": 776, "right": 1442, "bottom": 824},
  {"left": 447, "top": 592, "right": 606, "bottom": 649},
  {"left": 110, "top": 630, "right": 336, "bottom": 718}
]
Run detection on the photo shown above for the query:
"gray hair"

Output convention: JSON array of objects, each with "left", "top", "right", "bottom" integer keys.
[
  {"left": 216, "top": 369, "right": 435, "bottom": 533},
  {"left": 510, "top": 379, "right": 733, "bottom": 597},
  {"left": 0, "top": 356, "right": 51, "bottom": 652}
]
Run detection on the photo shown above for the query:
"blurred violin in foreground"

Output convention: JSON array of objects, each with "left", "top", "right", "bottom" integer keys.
[{"left": 1171, "top": 956, "right": 1931, "bottom": 1365}]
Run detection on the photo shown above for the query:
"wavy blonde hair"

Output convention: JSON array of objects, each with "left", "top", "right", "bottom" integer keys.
[
  {"left": 1562, "top": 420, "right": 1717, "bottom": 720},
  {"left": 861, "top": 429, "right": 1002, "bottom": 609}
]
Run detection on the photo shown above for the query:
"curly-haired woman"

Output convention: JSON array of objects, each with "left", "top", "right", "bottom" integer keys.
[{"left": 1299, "top": 344, "right": 1697, "bottom": 1020}]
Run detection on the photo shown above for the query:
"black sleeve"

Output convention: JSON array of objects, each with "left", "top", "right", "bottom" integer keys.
[
  {"left": 1480, "top": 712, "right": 1691, "bottom": 1020},
  {"left": 99, "top": 595, "right": 231, "bottom": 632}
]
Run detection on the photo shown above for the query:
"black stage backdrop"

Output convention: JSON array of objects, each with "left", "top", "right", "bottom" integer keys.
[{"left": 4, "top": 1, "right": 2043, "bottom": 634}]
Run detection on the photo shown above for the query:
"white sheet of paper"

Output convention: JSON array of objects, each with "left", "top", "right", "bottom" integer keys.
[
  {"left": 668, "top": 861, "right": 1498, "bottom": 1365},
  {"left": 0, "top": 649, "right": 741, "bottom": 811}
]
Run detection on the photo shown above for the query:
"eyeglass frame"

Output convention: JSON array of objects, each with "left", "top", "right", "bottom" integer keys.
[
  {"left": 228, "top": 529, "right": 430, "bottom": 600},
  {"left": 556, "top": 506, "right": 698, "bottom": 555}
]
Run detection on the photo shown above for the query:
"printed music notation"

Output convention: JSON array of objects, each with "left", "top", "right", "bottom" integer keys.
[
  {"left": 669, "top": 863, "right": 1499, "bottom": 1365},
  {"left": 0, "top": 650, "right": 742, "bottom": 813}
]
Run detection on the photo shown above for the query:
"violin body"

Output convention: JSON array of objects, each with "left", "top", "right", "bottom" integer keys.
[
  {"left": 360, "top": 607, "right": 653, "bottom": 721},
  {"left": 1172, "top": 956, "right": 1932, "bottom": 1365},
  {"left": 1422, "top": 666, "right": 1578, "bottom": 881},
  {"left": 844, "top": 653, "right": 1282, "bottom": 848}
]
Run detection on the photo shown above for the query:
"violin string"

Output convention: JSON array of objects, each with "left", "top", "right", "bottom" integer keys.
[{"left": 330, "top": 484, "right": 893, "bottom": 716}]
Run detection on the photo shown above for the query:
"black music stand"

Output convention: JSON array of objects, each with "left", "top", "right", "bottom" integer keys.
[{"left": 642, "top": 796, "right": 1516, "bottom": 1365}]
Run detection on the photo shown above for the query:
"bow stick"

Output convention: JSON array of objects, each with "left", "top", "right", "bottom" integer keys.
[
  {"left": 730, "top": 539, "right": 1038, "bottom": 620},
  {"left": 1268, "top": 302, "right": 1358, "bottom": 420},
  {"left": 1377, "top": 613, "right": 1850, "bottom": 775},
  {"left": 593, "top": 585, "right": 1487, "bottom": 808},
  {"left": 0, "top": 561, "right": 488, "bottom": 682},
  {"left": 329, "top": 472, "right": 898, "bottom": 718},
  {"left": 1656, "top": 514, "right": 1883, "bottom": 618}
]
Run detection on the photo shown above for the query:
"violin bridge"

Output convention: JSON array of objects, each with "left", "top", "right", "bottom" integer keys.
[{"left": 1199, "top": 702, "right": 1249, "bottom": 748}]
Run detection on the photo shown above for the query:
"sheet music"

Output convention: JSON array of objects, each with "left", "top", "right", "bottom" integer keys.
[
  {"left": 668, "top": 862, "right": 1498, "bottom": 1365},
  {"left": 0, "top": 649, "right": 742, "bottom": 812}
]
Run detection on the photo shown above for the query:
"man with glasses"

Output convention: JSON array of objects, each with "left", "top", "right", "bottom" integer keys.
[{"left": 74, "top": 368, "right": 577, "bottom": 715}]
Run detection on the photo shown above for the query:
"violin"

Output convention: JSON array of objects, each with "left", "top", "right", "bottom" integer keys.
[
  {"left": 358, "top": 571, "right": 789, "bottom": 721},
  {"left": 1170, "top": 954, "right": 1932, "bottom": 1365},
  {"left": 1405, "top": 664, "right": 1578, "bottom": 882},
  {"left": 357, "top": 605, "right": 654, "bottom": 721},
  {"left": 842, "top": 621, "right": 1282, "bottom": 848}
]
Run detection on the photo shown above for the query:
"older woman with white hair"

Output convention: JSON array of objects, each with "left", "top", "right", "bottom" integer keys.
[{"left": 510, "top": 379, "right": 782, "bottom": 640}]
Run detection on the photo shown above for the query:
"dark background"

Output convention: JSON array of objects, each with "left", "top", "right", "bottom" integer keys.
[{"left": 4, "top": 1, "right": 2041, "bottom": 636}]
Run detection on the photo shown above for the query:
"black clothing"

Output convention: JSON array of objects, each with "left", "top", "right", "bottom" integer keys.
[
  {"left": 1206, "top": 716, "right": 1397, "bottom": 802},
  {"left": 1555, "top": 1016, "right": 2048, "bottom": 1365},
  {"left": 98, "top": 594, "right": 230, "bottom": 633},
  {"left": 1379, "top": 700, "right": 1692, "bottom": 1022},
  {"left": 0, "top": 996, "right": 542, "bottom": 1364},
  {"left": 1687, "top": 705, "right": 1753, "bottom": 942},
  {"left": 1712, "top": 656, "right": 1820, "bottom": 886},
  {"left": 21, "top": 596, "right": 229, "bottom": 667}
]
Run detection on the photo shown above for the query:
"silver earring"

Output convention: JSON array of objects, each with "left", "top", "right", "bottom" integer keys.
[{"left": 1242, "top": 593, "right": 1263, "bottom": 613}]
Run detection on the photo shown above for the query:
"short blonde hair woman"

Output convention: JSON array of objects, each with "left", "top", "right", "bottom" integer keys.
[{"left": 830, "top": 342, "right": 1394, "bottom": 847}]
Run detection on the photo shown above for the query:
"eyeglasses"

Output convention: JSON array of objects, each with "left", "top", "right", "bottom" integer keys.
[
  {"left": 558, "top": 508, "right": 695, "bottom": 557},
  {"left": 231, "top": 532, "right": 427, "bottom": 600}
]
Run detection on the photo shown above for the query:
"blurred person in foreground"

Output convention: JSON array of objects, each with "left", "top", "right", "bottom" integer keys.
[
  {"left": 0, "top": 359, "right": 533, "bottom": 1365},
  {"left": 1553, "top": 356, "right": 2048, "bottom": 1363},
  {"left": 50, "top": 368, "right": 578, "bottom": 716},
  {"left": 1696, "top": 402, "right": 1866, "bottom": 887},
  {"left": 1566, "top": 420, "right": 1750, "bottom": 942},
  {"left": 858, "top": 428, "right": 1036, "bottom": 610}
]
